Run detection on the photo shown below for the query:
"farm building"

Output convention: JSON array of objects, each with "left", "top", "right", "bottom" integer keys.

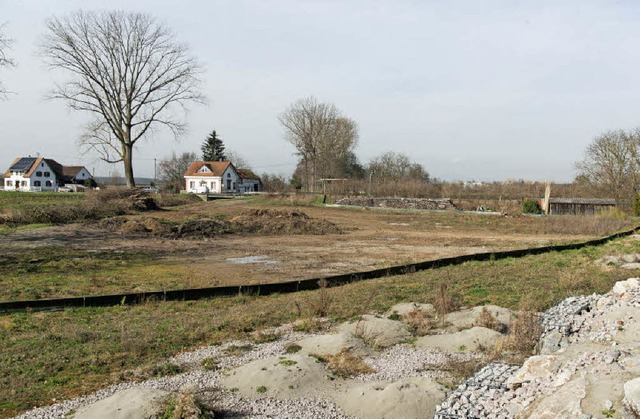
[
  {"left": 546, "top": 198, "right": 616, "bottom": 216},
  {"left": 3, "top": 156, "right": 93, "bottom": 192}
]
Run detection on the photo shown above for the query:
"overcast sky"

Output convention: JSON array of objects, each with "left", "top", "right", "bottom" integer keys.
[{"left": 2, "top": 0, "right": 640, "bottom": 182}]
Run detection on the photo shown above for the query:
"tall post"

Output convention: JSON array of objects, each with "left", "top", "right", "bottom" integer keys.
[
  {"left": 543, "top": 182, "right": 551, "bottom": 215},
  {"left": 153, "top": 158, "right": 157, "bottom": 186}
]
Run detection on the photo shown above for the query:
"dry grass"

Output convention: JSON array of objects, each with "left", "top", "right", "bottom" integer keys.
[
  {"left": 402, "top": 309, "right": 434, "bottom": 336},
  {"left": 306, "top": 279, "right": 334, "bottom": 317},
  {"left": 432, "top": 282, "right": 461, "bottom": 325},
  {"left": 162, "top": 391, "right": 208, "bottom": 419},
  {"left": 313, "top": 348, "right": 374, "bottom": 378},
  {"left": 475, "top": 307, "right": 506, "bottom": 333},
  {"left": 492, "top": 300, "right": 543, "bottom": 360}
]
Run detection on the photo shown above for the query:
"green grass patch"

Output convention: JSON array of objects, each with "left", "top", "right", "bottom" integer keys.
[{"left": 1, "top": 235, "right": 639, "bottom": 417}]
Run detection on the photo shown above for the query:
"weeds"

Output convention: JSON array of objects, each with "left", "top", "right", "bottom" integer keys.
[
  {"left": 284, "top": 344, "right": 302, "bottom": 354},
  {"left": 306, "top": 279, "right": 334, "bottom": 317},
  {"left": 402, "top": 309, "right": 434, "bottom": 336},
  {"left": 432, "top": 282, "right": 460, "bottom": 325},
  {"left": 493, "top": 300, "right": 543, "bottom": 360},
  {"left": 161, "top": 391, "right": 208, "bottom": 419},
  {"left": 475, "top": 307, "right": 506, "bottom": 332},
  {"left": 312, "top": 349, "right": 374, "bottom": 378}
]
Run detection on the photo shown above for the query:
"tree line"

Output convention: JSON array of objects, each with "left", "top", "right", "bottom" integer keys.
[{"left": 2, "top": 10, "right": 637, "bottom": 203}]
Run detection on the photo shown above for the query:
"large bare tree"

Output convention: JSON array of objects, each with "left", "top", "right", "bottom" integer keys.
[
  {"left": 40, "top": 10, "right": 205, "bottom": 187},
  {"left": 0, "top": 23, "right": 15, "bottom": 99},
  {"left": 575, "top": 128, "right": 640, "bottom": 206},
  {"left": 279, "top": 96, "right": 358, "bottom": 191}
]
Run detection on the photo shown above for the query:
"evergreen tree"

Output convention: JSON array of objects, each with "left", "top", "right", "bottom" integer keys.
[{"left": 201, "top": 130, "right": 226, "bottom": 161}]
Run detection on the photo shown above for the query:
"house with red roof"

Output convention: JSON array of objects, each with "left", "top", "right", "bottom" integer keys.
[{"left": 183, "top": 161, "right": 241, "bottom": 194}]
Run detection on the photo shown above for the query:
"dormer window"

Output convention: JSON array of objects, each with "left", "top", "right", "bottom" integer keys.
[{"left": 198, "top": 165, "right": 211, "bottom": 173}]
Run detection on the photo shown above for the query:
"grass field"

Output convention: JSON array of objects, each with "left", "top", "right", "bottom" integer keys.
[
  {"left": 0, "top": 190, "right": 83, "bottom": 210},
  {"left": 1, "top": 234, "right": 639, "bottom": 417}
]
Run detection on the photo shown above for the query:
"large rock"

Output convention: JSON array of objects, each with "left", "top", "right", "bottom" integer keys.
[
  {"left": 295, "top": 332, "right": 369, "bottom": 357},
  {"left": 527, "top": 378, "right": 587, "bottom": 418},
  {"left": 385, "top": 302, "right": 435, "bottom": 317},
  {"left": 220, "top": 354, "right": 330, "bottom": 397},
  {"left": 612, "top": 278, "right": 640, "bottom": 298},
  {"left": 337, "top": 315, "right": 412, "bottom": 349},
  {"left": 337, "top": 377, "right": 446, "bottom": 419},
  {"left": 414, "top": 327, "right": 501, "bottom": 352},
  {"left": 71, "top": 388, "right": 171, "bottom": 419},
  {"left": 624, "top": 377, "right": 640, "bottom": 415},
  {"left": 506, "top": 355, "right": 560, "bottom": 390},
  {"left": 444, "top": 305, "right": 512, "bottom": 331}
]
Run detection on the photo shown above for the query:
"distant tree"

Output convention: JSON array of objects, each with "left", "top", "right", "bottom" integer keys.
[
  {"left": 0, "top": 22, "right": 15, "bottom": 99},
  {"left": 201, "top": 130, "right": 226, "bottom": 161},
  {"left": 368, "top": 151, "right": 430, "bottom": 183},
  {"left": 158, "top": 151, "right": 197, "bottom": 192},
  {"left": 40, "top": 10, "right": 205, "bottom": 188},
  {"left": 261, "top": 173, "right": 293, "bottom": 192},
  {"left": 279, "top": 96, "right": 358, "bottom": 191},
  {"left": 575, "top": 128, "right": 640, "bottom": 206},
  {"left": 225, "top": 149, "right": 251, "bottom": 170}
]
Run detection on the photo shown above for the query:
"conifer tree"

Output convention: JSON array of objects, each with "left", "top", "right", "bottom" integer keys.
[{"left": 201, "top": 130, "right": 226, "bottom": 161}]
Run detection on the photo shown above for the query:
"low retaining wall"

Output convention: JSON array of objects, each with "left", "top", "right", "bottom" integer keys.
[
  {"left": 0, "top": 226, "right": 637, "bottom": 313},
  {"left": 334, "top": 197, "right": 457, "bottom": 211}
]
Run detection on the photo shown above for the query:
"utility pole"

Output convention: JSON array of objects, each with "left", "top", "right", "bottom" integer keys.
[
  {"left": 153, "top": 158, "right": 157, "bottom": 186},
  {"left": 368, "top": 170, "right": 374, "bottom": 197}
]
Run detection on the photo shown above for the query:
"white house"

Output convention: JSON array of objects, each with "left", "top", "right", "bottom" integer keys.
[
  {"left": 184, "top": 161, "right": 242, "bottom": 194},
  {"left": 3, "top": 157, "right": 94, "bottom": 192}
]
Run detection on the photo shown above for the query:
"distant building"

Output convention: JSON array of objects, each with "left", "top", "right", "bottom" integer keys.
[
  {"left": 3, "top": 157, "right": 93, "bottom": 192},
  {"left": 237, "top": 168, "right": 263, "bottom": 193},
  {"left": 184, "top": 161, "right": 242, "bottom": 194},
  {"left": 546, "top": 198, "right": 616, "bottom": 216}
]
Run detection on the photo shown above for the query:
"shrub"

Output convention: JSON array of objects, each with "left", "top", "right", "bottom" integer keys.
[
  {"left": 402, "top": 309, "right": 434, "bottom": 336},
  {"left": 521, "top": 199, "right": 542, "bottom": 214},
  {"left": 634, "top": 193, "right": 640, "bottom": 217}
]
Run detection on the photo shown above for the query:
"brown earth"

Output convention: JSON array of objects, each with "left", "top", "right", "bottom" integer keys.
[{"left": 0, "top": 198, "right": 600, "bottom": 292}]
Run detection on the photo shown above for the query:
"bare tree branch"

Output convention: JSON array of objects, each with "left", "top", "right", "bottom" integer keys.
[
  {"left": 0, "top": 22, "right": 16, "bottom": 99},
  {"left": 40, "top": 10, "right": 205, "bottom": 187}
]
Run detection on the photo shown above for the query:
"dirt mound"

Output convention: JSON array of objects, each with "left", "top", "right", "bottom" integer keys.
[
  {"left": 172, "top": 219, "right": 232, "bottom": 238},
  {"left": 97, "top": 217, "right": 175, "bottom": 235},
  {"left": 230, "top": 209, "right": 341, "bottom": 235}
]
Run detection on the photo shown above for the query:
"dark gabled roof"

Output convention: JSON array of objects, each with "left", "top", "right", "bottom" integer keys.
[
  {"left": 237, "top": 168, "right": 261, "bottom": 180},
  {"left": 62, "top": 166, "right": 85, "bottom": 178},
  {"left": 548, "top": 198, "right": 616, "bottom": 205}
]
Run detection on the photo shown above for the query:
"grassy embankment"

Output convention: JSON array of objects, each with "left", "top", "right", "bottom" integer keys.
[{"left": 2, "top": 234, "right": 640, "bottom": 416}]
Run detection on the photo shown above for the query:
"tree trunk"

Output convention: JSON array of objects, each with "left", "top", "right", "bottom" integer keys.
[{"left": 123, "top": 143, "right": 135, "bottom": 188}]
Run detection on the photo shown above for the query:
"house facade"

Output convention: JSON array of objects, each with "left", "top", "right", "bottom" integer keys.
[
  {"left": 184, "top": 161, "right": 242, "bottom": 194},
  {"left": 237, "top": 169, "right": 263, "bottom": 193},
  {"left": 3, "top": 157, "right": 94, "bottom": 192}
]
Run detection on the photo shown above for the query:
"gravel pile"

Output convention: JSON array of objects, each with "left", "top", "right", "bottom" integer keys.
[
  {"left": 357, "top": 345, "right": 479, "bottom": 383},
  {"left": 433, "top": 362, "right": 520, "bottom": 418}
]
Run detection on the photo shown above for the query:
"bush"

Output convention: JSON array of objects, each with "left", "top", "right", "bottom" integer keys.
[{"left": 521, "top": 199, "right": 542, "bottom": 214}]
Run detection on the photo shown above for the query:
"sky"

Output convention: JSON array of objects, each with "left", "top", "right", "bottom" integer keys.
[{"left": 2, "top": 0, "right": 640, "bottom": 182}]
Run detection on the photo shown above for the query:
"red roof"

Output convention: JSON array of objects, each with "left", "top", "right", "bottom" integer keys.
[{"left": 184, "top": 161, "right": 234, "bottom": 177}]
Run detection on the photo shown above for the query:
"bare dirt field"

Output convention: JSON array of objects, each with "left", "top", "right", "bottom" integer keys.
[{"left": 0, "top": 196, "right": 619, "bottom": 300}]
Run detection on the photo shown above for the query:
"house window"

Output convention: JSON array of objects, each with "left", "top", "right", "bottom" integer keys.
[
  {"left": 227, "top": 179, "right": 231, "bottom": 189},
  {"left": 6, "top": 180, "right": 12, "bottom": 186},
  {"left": 36, "top": 171, "right": 42, "bottom": 177},
  {"left": 33, "top": 181, "right": 41, "bottom": 186},
  {"left": 44, "top": 172, "right": 50, "bottom": 177},
  {"left": 21, "top": 181, "right": 27, "bottom": 186},
  {"left": 227, "top": 173, "right": 231, "bottom": 178},
  {"left": 189, "top": 181, "right": 195, "bottom": 189},
  {"left": 46, "top": 180, "right": 52, "bottom": 187}
]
